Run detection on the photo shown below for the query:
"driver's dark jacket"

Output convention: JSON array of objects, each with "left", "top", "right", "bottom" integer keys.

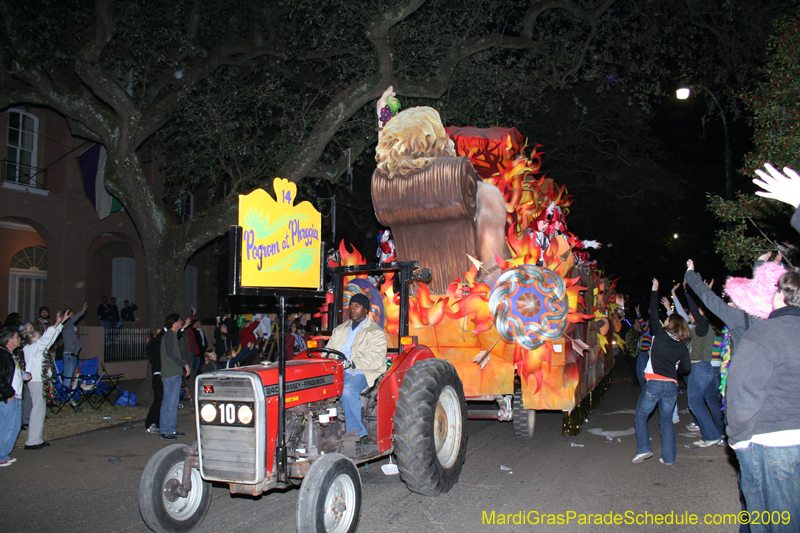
[{"left": 0, "top": 346, "right": 18, "bottom": 402}]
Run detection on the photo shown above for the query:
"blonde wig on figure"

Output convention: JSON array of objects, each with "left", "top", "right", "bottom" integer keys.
[{"left": 375, "top": 107, "right": 456, "bottom": 178}]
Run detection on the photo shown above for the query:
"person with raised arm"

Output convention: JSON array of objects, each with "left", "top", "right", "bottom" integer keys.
[
  {"left": 632, "top": 279, "right": 692, "bottom": 466},
  {"left": 23, "top": 309, "right": 71, "bottom": 450}
]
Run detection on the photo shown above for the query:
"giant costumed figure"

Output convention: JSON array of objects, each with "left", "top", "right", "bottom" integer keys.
[{"left": 332, "top": 87, "right": 618, "bottom": 435}]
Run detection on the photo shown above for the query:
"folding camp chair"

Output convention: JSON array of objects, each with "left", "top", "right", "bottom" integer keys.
[
  {"left": 75, "top": 358, "right": 123, "bottom": 410},
  {"left": 49, "top": 360, "right": 81, "bottom": 414}
]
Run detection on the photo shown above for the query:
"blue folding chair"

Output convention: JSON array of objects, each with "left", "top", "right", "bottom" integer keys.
[
  {"left": 76, "top": 358, "right": 123, "bottom": 410},
  {"left": 50, "top": 360, "right": 81, "bottom": 414}
]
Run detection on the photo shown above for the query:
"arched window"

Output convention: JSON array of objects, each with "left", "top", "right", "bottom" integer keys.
[
  {"left": 5, "top": 109, "right": 39, "bottom": 186},
  {"left": 8, "top": 245, "right": 47, "bottom": 323},
  {"left": 10, "top": 245, "right": 47, "bottom": 270}
]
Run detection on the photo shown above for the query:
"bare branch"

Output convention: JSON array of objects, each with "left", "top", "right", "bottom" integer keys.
[
  {"left": 366, "top": 0, "right": 427, "bottom": 76},
  {"left": 81, "top": 0, "right": 116, "bottom": 62},
  {"left": 74, "top": 60, "right": 139, "bottom": 135},
  {"left": 396, "top": 35, "right": 545, "bottom": 98},
  {"left": 306, "top": 138, "right": 368, "bottom": 181},
  {"left": 174, "top": 195, "right": 239, "bottom": 257},
  {"left": 6, "top": 69, "right": 113, "bottom": 142},
  {"left": 522, "top": 0, "right": 616, "bottom": 39},
  {"left": 275, "top": 78, "right": 388, "bottom": 183}
]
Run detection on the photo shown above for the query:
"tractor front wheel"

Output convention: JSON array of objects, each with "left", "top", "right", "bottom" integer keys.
[
  {"left": 393, "top": 358, "right": 467, "bottom": 496},
  {"left": 139, "top": 444, "right": 211, "bottom": 533},
  {"left": 296, "top": 453, "right": 361, "bottom": 533}
]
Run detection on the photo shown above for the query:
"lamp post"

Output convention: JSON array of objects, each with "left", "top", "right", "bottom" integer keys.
[{"left": 677, "top": 86, "right": 733, "bottom": 201}]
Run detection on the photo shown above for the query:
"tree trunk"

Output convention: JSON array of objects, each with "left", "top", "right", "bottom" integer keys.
[
  {"left": 106, "top": 147, "right": 191, "bottom": 329},
  {"left": 144, "top": 238, "right": 190, "bottom": 330}
]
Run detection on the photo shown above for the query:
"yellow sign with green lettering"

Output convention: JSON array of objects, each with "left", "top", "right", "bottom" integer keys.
[{"left": 238, "top": 178, "right": 322, "bottom": 288}]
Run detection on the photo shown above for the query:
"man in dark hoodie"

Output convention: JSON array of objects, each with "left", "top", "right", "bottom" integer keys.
[{"left": 726, "top": 269, "right": 800, "bottom": 526}]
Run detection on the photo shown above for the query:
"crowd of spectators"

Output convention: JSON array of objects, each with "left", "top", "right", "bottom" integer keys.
[{"left": 625, "top": 163, "right": 800, "bottom": 531}]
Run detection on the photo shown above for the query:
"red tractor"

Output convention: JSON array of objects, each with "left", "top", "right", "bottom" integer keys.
[{"left": 138, "top": 257, "right": 467, "bottom": 533}]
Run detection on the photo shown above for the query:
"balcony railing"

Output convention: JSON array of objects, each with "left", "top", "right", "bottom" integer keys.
[
  {"left": 103, "top": 328, "right": 149, "bottom": 363},
  {"left": 2, "top": 160, "right": 47, "bottom": 190}
]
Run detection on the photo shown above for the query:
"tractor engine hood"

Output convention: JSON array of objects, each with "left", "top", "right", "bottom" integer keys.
[{"left": 231, "top": 359, "right": 343, "bottom": 406}]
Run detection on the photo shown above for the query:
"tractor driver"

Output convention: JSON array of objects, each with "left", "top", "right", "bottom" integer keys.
[{"left": 325, "top": 293, "right": 388, "bottom": 441}]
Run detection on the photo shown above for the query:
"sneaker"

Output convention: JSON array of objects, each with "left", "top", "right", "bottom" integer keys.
[
  {"left": 7, "top": 458, "right": 16, "bottom": 464},
  {"left": 0, "top": 461, "right": 11, "bottom": 467},
  {"left": 146, "top": 424, "right": 159, "bottom": 434},
  {"left": 672, "top": 417, "right": 680, "bottom": 424},
  {"left": 173, "top": 432, "right": 185, "bottom": 438},
  {"left": 24, "top": 442, "right": 50, "bottom": 450},
  {"left": 685, "top": 423, "right": 700, "bottom": 432},
  {"left": 693, "top": 438, "right": 722, "bottom": 448},
  {"left": 159, "top": 434, "right": 177, "bottom": 441},
  {"left": 632, "top": 452, "right": 653, "bottom": 464},
  {"left": 659, "top": 458, "right": 674, "bottom": 465}
]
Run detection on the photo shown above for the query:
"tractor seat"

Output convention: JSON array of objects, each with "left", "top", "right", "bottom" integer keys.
[{"left": 360, "top": 374, "right": 385, "bottom": 396}]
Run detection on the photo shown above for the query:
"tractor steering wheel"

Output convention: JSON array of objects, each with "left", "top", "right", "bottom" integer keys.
[{"left": 306, "top": 347, "right": 347, "bottom": 362}]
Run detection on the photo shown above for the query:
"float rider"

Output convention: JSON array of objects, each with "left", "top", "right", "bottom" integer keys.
[{"left": 325, "top": 293, "right": 387, "bottom": 442}]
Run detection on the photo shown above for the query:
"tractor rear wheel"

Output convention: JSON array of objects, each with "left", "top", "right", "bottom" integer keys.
[
  {"left": 394, "top": 358, "right": 467, "bottom": 496},
  {"left": 512, "top": 387, "right": 536, "bottom": 440},
  {"left": 296, "top": 453, "right": 361, "bottom": 533}
]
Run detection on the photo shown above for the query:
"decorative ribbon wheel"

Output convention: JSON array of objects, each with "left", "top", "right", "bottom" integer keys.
[{"left": 489, "top": 265, "right": 568, "bottom": 350}]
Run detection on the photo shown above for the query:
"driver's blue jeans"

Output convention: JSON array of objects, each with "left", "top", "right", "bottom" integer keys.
[{"left": 342, "top": 371, "right": 368, "bottom": 437}]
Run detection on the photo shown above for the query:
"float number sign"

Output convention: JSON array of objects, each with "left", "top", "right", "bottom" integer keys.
[{"left": 238, "top": 177, "right": 322, "bottom": 288}]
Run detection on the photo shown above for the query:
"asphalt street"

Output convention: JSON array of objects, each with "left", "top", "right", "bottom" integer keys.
[{"left": 2, "top": 363, "right": 742, "bottom": 533}]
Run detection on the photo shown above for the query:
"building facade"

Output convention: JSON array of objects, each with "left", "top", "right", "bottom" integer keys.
[{"left": 1, "top": 105, "right": 219, "bottom": 327}]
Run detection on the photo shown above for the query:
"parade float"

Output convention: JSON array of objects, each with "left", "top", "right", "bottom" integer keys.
[{"left": 330, "top": 93, "right": 624, "bottom": 436}]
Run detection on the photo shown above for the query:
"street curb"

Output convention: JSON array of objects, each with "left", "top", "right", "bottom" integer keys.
[{"left": 47, "top": 408, "right": 195, "bottom": 443}]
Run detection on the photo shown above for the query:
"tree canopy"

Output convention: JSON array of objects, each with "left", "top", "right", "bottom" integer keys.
[{"left": 1, "top": 0, "right": 793, "bottom": 319}]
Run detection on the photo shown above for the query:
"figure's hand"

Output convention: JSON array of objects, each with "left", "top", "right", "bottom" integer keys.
[
  {"left": 338, "top": 355, "right": 354, "bottom": 370},
  {"left": 660, "top": 296, "right": 671, "bottom": 310},
  {"left": 652, "top": 278, "right": 659, "bottom": 291},
  {"left": 377, "top": 86, "right": 396, "bottom": 128},
  {"left": 753, "top": 163, "right": 800, "bottom": 207},
  {"left": 705, "top": 279, "right": 714, "bottom": 289},
  {"left": 82, "top": 302, "right": 88, "bottom": 313},
  {"left": 184, "top": 365, "right": 191, "bottom": 377},
  {"left": 55, "top": 311, "right": 64, "bottom": 325},
  {"left": 774, "top": 250, "right": 783, "bottom": 264},
  {"left": 635, "top": 304, "right": 640, "bottom": 315},
  {"left": 191, "top": 305, "right": 196, "bottom": 316},
  {"left": 671, "top": 283, "right": 680, "bottom": 296},
  {"left": 686, "top": 259, "right": 694, "bottom": 271},
  {"left": 63, "top": 309, "right": 74, "bottom": 322},
  {"left": 757, "top": 251, "right": 772, "bottom": 262}
]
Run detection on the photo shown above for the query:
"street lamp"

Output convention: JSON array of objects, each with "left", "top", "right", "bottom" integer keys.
[{"left": 676, "top": 86, "right": 733, "bottom": 202}]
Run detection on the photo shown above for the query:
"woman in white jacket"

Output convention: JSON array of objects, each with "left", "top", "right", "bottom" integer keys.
[{"left": 23, "top": 310, "right": 70, "bottom": 449}]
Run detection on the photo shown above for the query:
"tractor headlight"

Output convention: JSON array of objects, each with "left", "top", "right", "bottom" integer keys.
[
  {"left": 200, "top": 403, "right": 217, "bottom": 423},
  {"left": 238, "top": 405, "right": 253, "bottom": 425}
]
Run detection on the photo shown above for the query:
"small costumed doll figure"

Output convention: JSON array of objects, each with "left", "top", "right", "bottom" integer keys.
[
  {"left": 376, "top": 230, "right": 397, "bottom": 263},
  {"left": 568, "top": 233, "right": 602, "bottom": 264},
  {"left": 526, "top": 202, "right": 562, "bottom": 264}
]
